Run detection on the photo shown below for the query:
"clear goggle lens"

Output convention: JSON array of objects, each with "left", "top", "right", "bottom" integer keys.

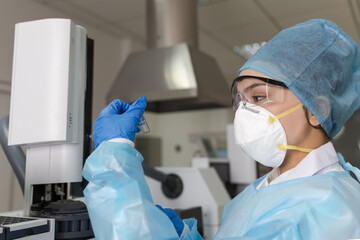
[{"left": 231, "top": 75, "right": 287, "bottom": 111}]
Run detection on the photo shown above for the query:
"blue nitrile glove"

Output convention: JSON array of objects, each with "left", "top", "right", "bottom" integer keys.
[
  {"left": 93, "top": 96, "right": 147, "bottom": 148},
  {"left": 156, "top": 205, "right": 184, "bottom": 237}
]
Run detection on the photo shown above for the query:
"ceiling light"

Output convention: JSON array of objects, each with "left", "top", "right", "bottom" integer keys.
[{"left": 233, "top": 42, "right": 267, "bottom": 59}]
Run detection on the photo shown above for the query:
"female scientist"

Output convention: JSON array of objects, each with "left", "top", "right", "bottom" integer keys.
[{"left": 82, "top": 19, "right": 360, "bottom": 239}]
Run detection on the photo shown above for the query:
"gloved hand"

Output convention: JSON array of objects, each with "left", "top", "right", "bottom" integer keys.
[
  {"left": 93, "top": 96, "right": 147, "bottom": 148},
  {"left": 156, "top": 205, "right": 184, "bottom": 237}
]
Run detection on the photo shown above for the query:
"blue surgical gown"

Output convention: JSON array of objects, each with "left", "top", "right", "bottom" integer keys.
[
  {"left": 82, "top": 142, "right": 201, "bottom": 240},
  {"left": 83, "top": 142, "right": 360, "bottom": 240}
]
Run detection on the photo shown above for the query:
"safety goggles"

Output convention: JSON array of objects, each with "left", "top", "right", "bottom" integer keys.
[{"left": 231, "top": 75, "right": 288, "bottom": 111}]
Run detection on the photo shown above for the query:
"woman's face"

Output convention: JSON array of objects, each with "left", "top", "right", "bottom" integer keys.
[{"left": 238, "top": 69, "right": 312, "bottom": 147}]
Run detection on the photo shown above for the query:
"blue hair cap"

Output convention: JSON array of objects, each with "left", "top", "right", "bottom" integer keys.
[{"left": 238, "top": 19, "right": 360, "bottom": 138}]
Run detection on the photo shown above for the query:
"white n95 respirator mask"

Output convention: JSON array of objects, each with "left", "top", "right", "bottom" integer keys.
[{"left": 234, "top": 102, "right": 312, "bottom": 168}]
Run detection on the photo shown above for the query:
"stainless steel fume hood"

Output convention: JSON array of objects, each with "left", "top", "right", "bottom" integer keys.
[{"left": 107, "top": 0, "right": 231, "bottom": 112}]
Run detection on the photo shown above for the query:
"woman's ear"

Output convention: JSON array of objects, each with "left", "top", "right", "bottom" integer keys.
[{"left": 307, "top": 110, "right": 321, "bottom": 127}]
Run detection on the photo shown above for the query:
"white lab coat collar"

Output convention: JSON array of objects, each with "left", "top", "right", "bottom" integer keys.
[{"left": 256, "top": 142, "right": 343, "bottom": 191}]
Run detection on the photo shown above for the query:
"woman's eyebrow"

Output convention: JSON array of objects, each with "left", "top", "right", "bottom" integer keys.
[{"left": 243, "top": 83, "right": 266, "bottom": 92}]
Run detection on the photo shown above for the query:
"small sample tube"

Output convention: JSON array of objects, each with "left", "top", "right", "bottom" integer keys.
[{"left": 138, "top": 116, "right": 150, "bottom": 133}]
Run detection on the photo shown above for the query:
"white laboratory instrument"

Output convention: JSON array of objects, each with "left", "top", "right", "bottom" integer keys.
[
  {"left": 9, "top": 18, "right": 86, "bottom": 215},
  {"left": 227, "top": 124, "right": 257, "bottom": 184},
  {"left": 146, "top": 167, "right": 231, "bottom": 240},
  {"left": 190, "top": 124, "right": 257, "bottom": 193},
  {"left": 6, "top": 18, "right": 94, "bottom": 240},
  {"left": 0, "top": 212, "right": 55, "bottom": 240}
]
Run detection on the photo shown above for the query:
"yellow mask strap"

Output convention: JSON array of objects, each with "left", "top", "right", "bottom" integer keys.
[
  {"left": 268, "top": 103, "right": 303, "bottom": 124},
  {"left": 268, "top": 103, "right": 314, "bottom": 153},
  {"left": 278, "top": 145, "right": 314, "bottom": 153}
]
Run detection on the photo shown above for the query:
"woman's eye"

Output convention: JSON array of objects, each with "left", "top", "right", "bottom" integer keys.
[{"left": 253, "top": 96, "right": 266, "bottom": 102}]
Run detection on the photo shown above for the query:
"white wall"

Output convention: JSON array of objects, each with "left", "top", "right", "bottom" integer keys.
[{"left": 0, "top": 0, "right": 131, "bottom": 212}]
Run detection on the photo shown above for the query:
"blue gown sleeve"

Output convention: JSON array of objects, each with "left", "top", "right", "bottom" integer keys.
[{"left": 82, "top": 141, "right": 181, "bottom": 240}]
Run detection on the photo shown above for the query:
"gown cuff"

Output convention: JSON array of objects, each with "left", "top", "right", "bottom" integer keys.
[
  {"left": 108, "top": 138, "right": 134, "bottom": 148},
  {"left": 179, "top": 221, "right": 190, "bottom": 239}
]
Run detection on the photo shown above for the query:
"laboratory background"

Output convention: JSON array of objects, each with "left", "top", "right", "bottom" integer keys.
[{"left": 0, "top": 0, "right": 360, "bottom": 238}]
